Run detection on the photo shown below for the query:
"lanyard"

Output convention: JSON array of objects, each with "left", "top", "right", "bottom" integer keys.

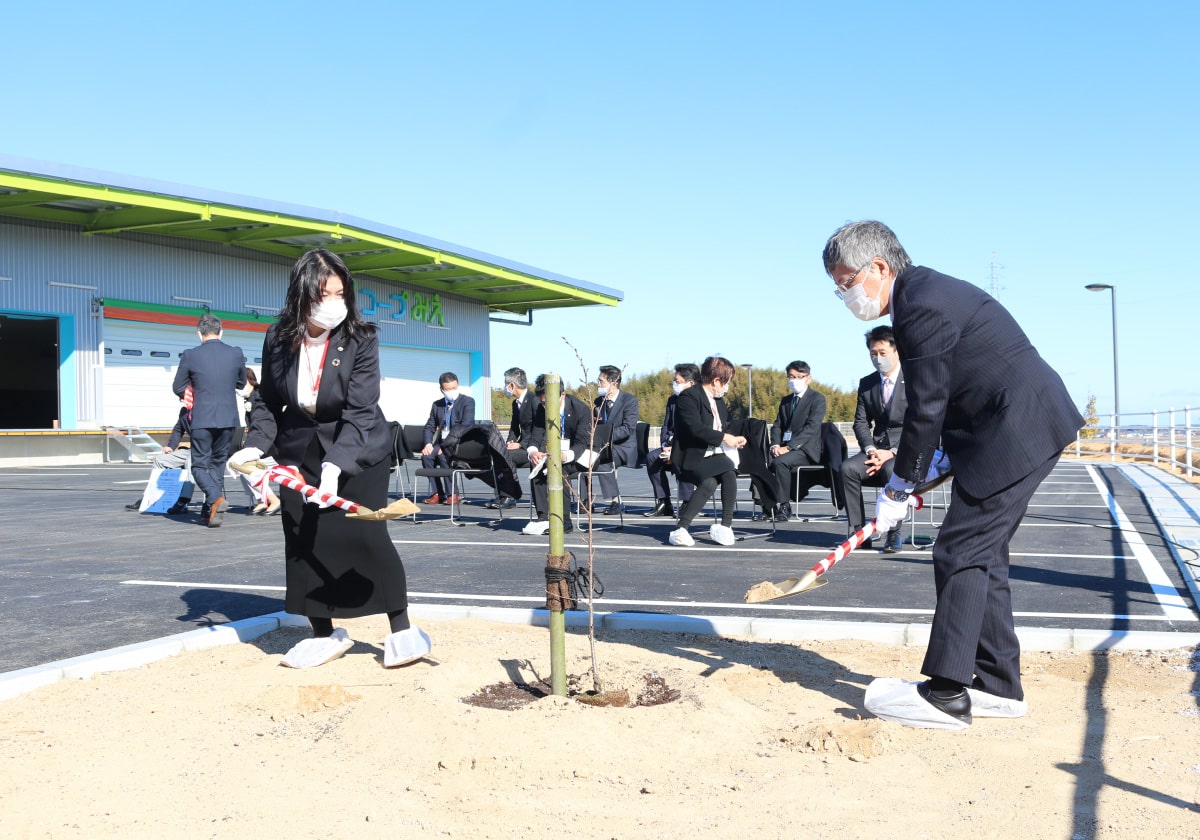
[{"left": 304, "top": 337, "right": 330, "bottom": 399}]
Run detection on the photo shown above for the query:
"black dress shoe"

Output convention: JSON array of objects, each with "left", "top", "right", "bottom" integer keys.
[
  {"left": 642, "top": 500, "right": 675, "bottom": 518},
  {"left": 200, "top": 503, "right": 211, "bottom": 520},
  {"left": 917, "top": 681, "right": 973, "bottom": 723},
  {"left": 883, "top": 530, "right": 903, "bottom": 553},
  {"left": 166, "top": 500, "right": 191, "bottom": 515},
  {"left": 859, "top": 537, "right": 874, "bottom": 550},
  {"left": 496, "top": 497, "right": 516, "bottom": 510},
  {"left": 773, "top": 504, "right": 792, "bottom": 522},
  {"left": 125, "top": 500, "right": 141, "bottom": 511},
  {"left": 603, "top": 501, "right": 624, "bottom": 516}
]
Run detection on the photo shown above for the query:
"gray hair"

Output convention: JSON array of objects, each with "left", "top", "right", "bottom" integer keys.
[
  {"left": 197, "top": 313, "right": 222, "bottom": 336},
  {"left": 503, "top": 367, "right": 527, "bottom": 389},
  {"left": 822, "top": 220, "right": 912, "bottom": 277}
]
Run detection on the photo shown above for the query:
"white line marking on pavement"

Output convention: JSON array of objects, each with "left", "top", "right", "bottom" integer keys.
[
  {"left": 0, "top": 473, "right": 88, "bottom": 477},
  {"left": 1086, "top": 464, "right": 1196, "bottom": 620},
  {"left": 118, "top": 580, "right": 1185, "bottom": 622}
]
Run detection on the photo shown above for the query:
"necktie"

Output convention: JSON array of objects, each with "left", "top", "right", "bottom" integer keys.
[{"left": 882, "top": 377, "right": 893, "bottom": 408}]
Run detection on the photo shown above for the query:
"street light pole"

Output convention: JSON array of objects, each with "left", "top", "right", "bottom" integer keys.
[
  {"left": 1085, "top": 283, "right": 1120, "bottom": 427},
  {"left": 741, "top": 363, "right": 754, "bottom": 418}
]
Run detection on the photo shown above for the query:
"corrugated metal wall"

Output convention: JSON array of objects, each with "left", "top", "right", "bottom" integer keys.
[{"left": 0, "top": 218, "right": 493, "bottom": 428}]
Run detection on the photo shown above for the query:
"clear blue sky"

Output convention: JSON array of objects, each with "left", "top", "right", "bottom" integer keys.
[{"left": 3, "top": 1, "right": 1194, "bottom": 417}]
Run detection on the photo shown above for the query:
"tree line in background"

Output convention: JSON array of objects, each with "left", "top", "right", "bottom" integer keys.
[{"left": 491, "top": 366, "right": 859, "bottom": 427}]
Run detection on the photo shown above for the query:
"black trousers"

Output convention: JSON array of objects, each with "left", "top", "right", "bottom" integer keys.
[
  {"left": 189, "top": 426, "right": 234, "bottom": 504},
  {"left": 922, "top": 453, "right": 1059, "bottom": 700},
  {"left": 646, "top": 447, "right": 694, "bottom": 504},
  {"left": 840, "top": 450, "right": 896, "bottom": 532},
  {"left": 770, "top": 448, "right": 818, "bottom": 505}
]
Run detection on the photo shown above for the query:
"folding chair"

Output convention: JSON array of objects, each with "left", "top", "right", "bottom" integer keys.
[
  {"left": 387, "top": 421, "right": 410, "bottom": 497},
  {"left": 909, "top": 476, "right": 950, "bottom": 550},
  {"left": 789, "top": 421, "right": 846, "bottom": 522},
  {"left": 411, "top": 437, "right": 503, "bottom": 526}
]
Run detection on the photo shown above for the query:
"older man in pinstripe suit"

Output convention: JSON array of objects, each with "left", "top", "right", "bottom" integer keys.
[{"left": 823, "top": 221, "right": 1083, "bottom": 730}]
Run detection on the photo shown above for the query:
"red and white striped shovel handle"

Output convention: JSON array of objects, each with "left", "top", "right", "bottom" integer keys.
[
  {"left": 249, "top": 463, "right": 362, "bottom": 514},
  {"left": 808, "top": 493, "right": 928, "bottom": 577}
]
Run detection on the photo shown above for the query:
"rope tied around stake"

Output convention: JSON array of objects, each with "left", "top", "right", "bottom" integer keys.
[{"left": 544, "top": 551, "right": 604, "bottom": 611}]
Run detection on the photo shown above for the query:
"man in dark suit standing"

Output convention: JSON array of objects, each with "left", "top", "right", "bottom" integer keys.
[
  {"left": 521, "top": 373, "right": 592, "bottom": 536},
  {"left": 488, "top": 366, "right": 534, "bottom": 510},
  {"left": 768, "top": 361, "right": 826, "bottom": 520},
  {"left": 643, "top": 362, "right": 699, "bottom": 518},
  {"left": 841, "top": 326, "right": 908, "bottom": 552},
  {"left": 420, "top": 371, "right": 476, "bottom": 505},
  {"left": 823, "top": 220, "right": 1082, "bottom": 729},
  {"left": 590, "top": 365, "right": 639, "bottom": 516},
  {"left": 171, "top": 314, "right": 246, "bottom": 527}
]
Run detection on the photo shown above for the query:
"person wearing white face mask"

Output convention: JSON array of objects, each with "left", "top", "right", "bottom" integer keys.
[
  {"left": 419, "top": 372, "right": 477, "bottom": 504},
  {"left": 823, "top": 220, "right": 1082, "bottom": 729},
  {"left": 488, "top": 367, "right": 534, "bottom": 511},
  {"left": 231, "top": 248, "right": 430, "bottom": 670},
  {"left": 668, "top": 356, "right": 746, "bottom": 547},
  {"left": 767, "top": 360, "right": 827, "bottom": 521},
  {"left": 840, "top": 326, "right": 908, "bottom": 551},
  {"left": 643, "top": 362, "right": 700, "bottom": 518}
]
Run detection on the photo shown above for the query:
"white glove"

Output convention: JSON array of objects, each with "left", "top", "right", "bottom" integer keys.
[
  {"left": 308, "top": 462, "right": 342, "bottom": 508},
  {"left": 229, "top": 446, "right": 265, "bottom": 468},
  {"left": 874, "top": 474, "right": 917, "bottom": 533}
]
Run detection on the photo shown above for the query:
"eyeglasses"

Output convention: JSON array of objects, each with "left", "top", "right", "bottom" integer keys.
[{"left": 833, "top": 262, "right": 873, "bottom": 299}]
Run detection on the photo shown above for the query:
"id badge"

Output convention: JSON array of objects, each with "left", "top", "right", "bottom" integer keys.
[
  {"left": 782, "top": 431, "right": 793, "bottom": 442},
  {"left": 561, "top": 438, "right": 572, "bottom": 452}
]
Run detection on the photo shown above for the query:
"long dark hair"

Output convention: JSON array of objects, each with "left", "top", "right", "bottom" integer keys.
[{"left": 276, "top": 248, "right": 374, "bottom": 349}]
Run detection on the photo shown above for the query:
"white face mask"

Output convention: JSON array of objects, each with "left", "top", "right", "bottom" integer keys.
[
  {"left": 309, "top": 298, "right": 347, "bottom": 331},
  {"left": 442, "top": 389, "right": 459, "bottom": 402},
  {"left": 871, "top": 354, "right": 897, "bottom": 375},
  {"left": 672, "top": 381, "right": 688, "bottom": 396},
  {"left": 788, "top": 379, "right": 808, "bottom": 397},
  {"left": 840, "top": 282, "right": 883, "bottom": 321},
  {"left": 239, "top": 383, "right": 254, "bottom": 398}
]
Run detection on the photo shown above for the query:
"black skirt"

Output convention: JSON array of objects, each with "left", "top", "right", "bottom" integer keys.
[{"left": 279, "top": 437, "right": 408, "bottom": 619}]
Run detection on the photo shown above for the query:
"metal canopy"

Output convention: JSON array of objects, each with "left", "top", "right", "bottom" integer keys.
[{"left": 0, "top": 156, "right": 622, "bottom": 316}]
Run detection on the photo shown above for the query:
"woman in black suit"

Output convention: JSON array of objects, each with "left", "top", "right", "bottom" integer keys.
[
  {"left": 233, "top": 248, "right": 429, "bottom": 669},
  {"left": 669, "top": 356, "right": 746, "bottom": 547}
]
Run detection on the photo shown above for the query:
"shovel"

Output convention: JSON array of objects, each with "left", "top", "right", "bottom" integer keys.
[
  {"left": 229, "top": 460, "right": 420, "bottom": 521},
  {"left": 744, "top": 468, "right": 953, "bottom": 603}
]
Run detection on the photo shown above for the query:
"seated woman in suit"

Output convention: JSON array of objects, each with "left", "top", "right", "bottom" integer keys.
[
  {"left": 232, "top": 248, "right": 430, "bottom": 669},
  {"left": 668, "top": 356, "right": 747, "bottom": 547}
]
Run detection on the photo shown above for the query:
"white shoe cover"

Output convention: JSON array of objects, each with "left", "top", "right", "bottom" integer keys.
[
  {"left": 383, "top": 626, "right": 432, "bottom": 668},
  {"left": 522, "top": 519, "right": 550, "bottom": 536},
  {"left": 668, "top": 527, "right": 695, "bottom": 546},
  {"left": 863, "top": 678, "right": 970, "bottom": 730},
  {"left": 967, "top": 687, "right": 1028, "bottom": 718},
  {"left": 280, "top": 628, "right": 353, "bottom": 668},
  {"left": 709, "top": 523, "right": 736, "bottom": 546}
]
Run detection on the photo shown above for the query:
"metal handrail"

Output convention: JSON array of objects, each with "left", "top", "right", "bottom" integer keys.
[{"left": 1073, "top": 407, "right": 1197, "bottom": 478}]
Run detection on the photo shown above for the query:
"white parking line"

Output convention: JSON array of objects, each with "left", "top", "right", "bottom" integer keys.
[
  {"left": 1086, "top": 464, "right": 1196, "bottom": 620},
  {"left": 117, "top": 580, "right": 1184, "bottom": 623}
]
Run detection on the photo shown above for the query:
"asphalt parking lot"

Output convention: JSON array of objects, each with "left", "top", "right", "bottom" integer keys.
[{"left": 1, "top": 457, "right": 1196, "bottom": 673}]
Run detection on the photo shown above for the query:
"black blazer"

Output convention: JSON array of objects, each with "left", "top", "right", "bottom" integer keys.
[
  {"left": 245, "top": 323, "right": 391, "bottom": 477},
  {"left": 890, "top": 265, "right": 1083, "bottom": 497},
  {"left": 593, "top": 390, "right": 639, "bottom": 467},
  {"left": 659, "top": 395, "right": 679, "bottom": 449},
  {"left": 507, "top": 390, "right": 536, "bottom": 445},
  {"left": 422, "top": 394, "right": 477, "bottom": 447},
  {"left": 852, "top": 370, "right": 908, "bottom": 452},
  {"left": 530, "top": 393, "right": 594, "bottom": 462},
  {"left": 171, "top": 339, "right": 246, "bottom": 429},
  {"left": 673, "top": 384, "right": 735, "bottom": 482},
  {"left": 769, "top": 388, "right": 826, "bottom": 462}
]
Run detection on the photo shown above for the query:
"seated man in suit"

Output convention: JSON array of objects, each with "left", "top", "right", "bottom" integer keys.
[
  {"left": 521, "top": 373, "right": 592, "bottom": 535},
  {"left": 841, "top": 326, "right": 908, "bottom": 552},
  {"left": 588, "top": 364, "right": 639, "bottom": 516},
  {"left": 487, "top": 366, "right": 535, "bottom": 510},
  {"left": 420, "top": 372, "right": 476, "bottom": 505},
  {"left": 643, "top": 362, "right": 699, "bottom": 518},
  {"left": 768, "top": 360, "right": 826, "bottom": 520}
]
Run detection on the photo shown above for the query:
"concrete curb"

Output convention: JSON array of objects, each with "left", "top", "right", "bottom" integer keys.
[{"left": 3, "top": 605, "right": 1197, "bottom": 703}]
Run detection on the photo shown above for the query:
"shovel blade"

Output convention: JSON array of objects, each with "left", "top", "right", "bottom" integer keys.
[
  {"left": 743, "top": 571, "right": 828, "bottom": 603},
  {"left": 345, "top": 498, "right": 421, "bottom": 520}
]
